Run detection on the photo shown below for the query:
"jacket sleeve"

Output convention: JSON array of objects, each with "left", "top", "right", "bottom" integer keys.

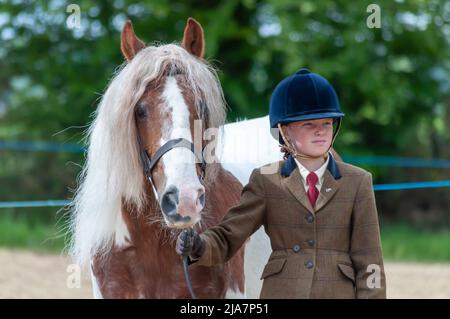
[
  {"left": 350, "top": 172, "right": 387, "bottom": 299},
  {"left": 195, "top": 168, "right": 266, "bottom": 266}
]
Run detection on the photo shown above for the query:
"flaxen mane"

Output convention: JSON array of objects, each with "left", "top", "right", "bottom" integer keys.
[{"left": 70, "top": 44, "right": 226, "bottom": 266}]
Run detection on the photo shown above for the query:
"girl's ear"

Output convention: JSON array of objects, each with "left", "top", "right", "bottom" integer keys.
[
  {"left": 181, "top": 17, "right": 205, "bottom": 58},
  {"left": 121, "top": 20, "right": 145, "bottom": 61}
]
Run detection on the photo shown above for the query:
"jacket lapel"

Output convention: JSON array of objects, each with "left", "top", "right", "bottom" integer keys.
[
  {"left": 280, "top": 153, "right": 342, "bottom": 213},
  {"left": 315, "top": 169, "right": 340, "bottom": 212},
  {"left": 282, "top": 167, "right": 315, "bottom": 213}
]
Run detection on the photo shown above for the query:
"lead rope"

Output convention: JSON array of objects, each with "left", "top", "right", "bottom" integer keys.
[{"left": 182, "top": 228, "right": 197, "bottom": 299}]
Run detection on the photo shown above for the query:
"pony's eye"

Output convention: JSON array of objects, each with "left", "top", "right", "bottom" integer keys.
[{"left": 135, "top": 103, "right": 148, "bottom": 119}]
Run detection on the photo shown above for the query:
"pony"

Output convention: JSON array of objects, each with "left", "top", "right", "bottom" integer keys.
[{"left": 70, "top": 18, "right": 248, "bottom": 298}]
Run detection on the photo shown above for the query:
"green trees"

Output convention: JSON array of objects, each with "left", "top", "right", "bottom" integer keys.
[{"left": 0, "top": 1, "right": 448, "bottom": 217}]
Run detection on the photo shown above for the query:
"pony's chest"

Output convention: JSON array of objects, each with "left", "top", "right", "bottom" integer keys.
[{"left": 99, "top": 245, "right": 190, "bottom": 298}]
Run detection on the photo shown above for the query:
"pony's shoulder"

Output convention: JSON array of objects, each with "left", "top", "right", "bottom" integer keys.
[{"left": 216, "top": 164, "right": 244, "bottom": 187}]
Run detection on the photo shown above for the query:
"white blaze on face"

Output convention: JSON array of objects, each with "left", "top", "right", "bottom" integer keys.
[{"left": 159, "top": 76, "right": 204, "bottom": 223}]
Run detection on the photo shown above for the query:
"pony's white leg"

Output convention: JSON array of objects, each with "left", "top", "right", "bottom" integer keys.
[
  {"left": 90, "top": 263, "right": 103, "bottom": 299},
  {"left": 244, "top": 227, "right": 271, "bottom": 299}
]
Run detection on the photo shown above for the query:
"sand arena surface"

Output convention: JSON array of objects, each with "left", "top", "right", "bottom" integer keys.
[{"left": 0, "top": 248, "right": 449, "bottom": 298}]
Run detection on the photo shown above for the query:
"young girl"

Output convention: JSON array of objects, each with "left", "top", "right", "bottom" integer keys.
[{"left": 176, "top": 68, "right": 386, "bottom": 299}]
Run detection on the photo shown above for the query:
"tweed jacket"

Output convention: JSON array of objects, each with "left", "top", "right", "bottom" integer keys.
[{"left": 196, "top": 154, "right": 386, "bottom": 299}]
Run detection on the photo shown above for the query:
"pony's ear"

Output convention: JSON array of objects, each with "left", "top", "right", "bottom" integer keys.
[
  {"left": 181, "top": 17, "right": 205, "bottom": 59},
  {"left": 121, "top": 20, "right": 145, "bottom": 61}
]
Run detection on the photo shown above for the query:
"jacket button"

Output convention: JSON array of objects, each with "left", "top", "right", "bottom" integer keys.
[
  {"left": 308, "top": 239, "right": 315, "bottom": 247},
  {"left": 306, "top": 214, "right": 315, "bottom": 223},
  {"left": 305, "top": 260, "right": 314, "bottom": 269},
  {"left": 292, "top": 244, "right": 301, "bottom": 253}
]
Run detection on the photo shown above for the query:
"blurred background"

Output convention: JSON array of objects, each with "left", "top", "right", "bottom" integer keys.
[{"left": 0, "top": 0, "right": 449, "bottom": 298}]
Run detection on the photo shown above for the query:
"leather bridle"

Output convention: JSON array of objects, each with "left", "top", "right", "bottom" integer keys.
[{"left": 136, "top": 127, "right": 206, "bottom": 201}]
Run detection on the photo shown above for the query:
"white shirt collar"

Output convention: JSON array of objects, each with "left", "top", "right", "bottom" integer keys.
[{"left": 294, "top": 153, "right": 330, "bottom": 192}]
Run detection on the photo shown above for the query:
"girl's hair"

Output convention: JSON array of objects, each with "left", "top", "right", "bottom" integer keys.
[{"left": 280, "top": 144, "right": 290, "bottom": 160}]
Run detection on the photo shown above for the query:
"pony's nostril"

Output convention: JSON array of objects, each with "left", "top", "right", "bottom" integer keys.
[
  {"left": 161, "top": 186, "right": 179, "bottom": 215},
  {"left": 165, "top": 212, "right": 191, "bottom": 224}
]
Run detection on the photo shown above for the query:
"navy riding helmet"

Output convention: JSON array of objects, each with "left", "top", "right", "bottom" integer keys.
[{"left": 269, "top": 68, "right": 345, "bottom": 144}]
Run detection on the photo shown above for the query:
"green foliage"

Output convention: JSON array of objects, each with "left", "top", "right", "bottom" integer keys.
[
  {"left": 1, "top": 1, "right": 448, "bottom": 147},
  {"left": 0, "top": 210, "right": 67, "bottom": 252},
  {"left": 0, "top": 1, "right": 449, "bottom": 220},
  {"left": 381, "top": 222, "right": 450, "bottom": 263}
]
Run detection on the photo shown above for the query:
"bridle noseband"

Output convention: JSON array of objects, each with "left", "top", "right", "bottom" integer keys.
[{"left": 137, "top": 134, "right": 206, "bottom": 201}]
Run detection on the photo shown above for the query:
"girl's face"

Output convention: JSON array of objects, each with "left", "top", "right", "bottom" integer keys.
[{"left": 284, "top": 118, "right": 334, "bottom": 157}]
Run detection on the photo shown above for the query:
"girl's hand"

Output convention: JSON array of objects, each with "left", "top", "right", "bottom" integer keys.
[{"left": 176, "top": 229, "right": 205, "bottom": 260}]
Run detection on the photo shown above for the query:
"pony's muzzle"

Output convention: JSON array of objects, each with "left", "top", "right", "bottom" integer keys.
[{"left": 161, "top": 185, "right": 205, "bottom": 227}]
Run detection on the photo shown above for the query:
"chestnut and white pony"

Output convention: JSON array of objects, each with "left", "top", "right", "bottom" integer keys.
[{"left": 70, "top": 18, "right": 275, "bottom": 299}]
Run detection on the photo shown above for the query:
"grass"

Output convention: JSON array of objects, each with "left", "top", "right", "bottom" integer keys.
[
  {"left": 380, "top": 222, "right": 450, "bottom": 263},
  {"left": 0, "top": 211, "right": 67, "bottom": 253},
  {"left": 0, "top": 212, "right": 449, "bottom": 263}
]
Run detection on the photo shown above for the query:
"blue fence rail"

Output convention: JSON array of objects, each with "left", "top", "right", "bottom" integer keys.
[
  {"left": 342, "top": 155, "right": 450, "bottom": 169},
  {"left": 1, "top": 140, "right": 449, "bottom": 208},
  {"left": 1, "top": 140, "right": 450, "bottom": 169},
  {"left": 0, "top": 200, "right": 71, "bottom": 208},
  {"left": 1, "top": 180, "right": 450, "bottom": 208},
  {"left": 373, "top": 180, "right": 450, "bottom": 191},
  {"left": 0, "top": 141, "right": 85, "bottom": 153}
]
